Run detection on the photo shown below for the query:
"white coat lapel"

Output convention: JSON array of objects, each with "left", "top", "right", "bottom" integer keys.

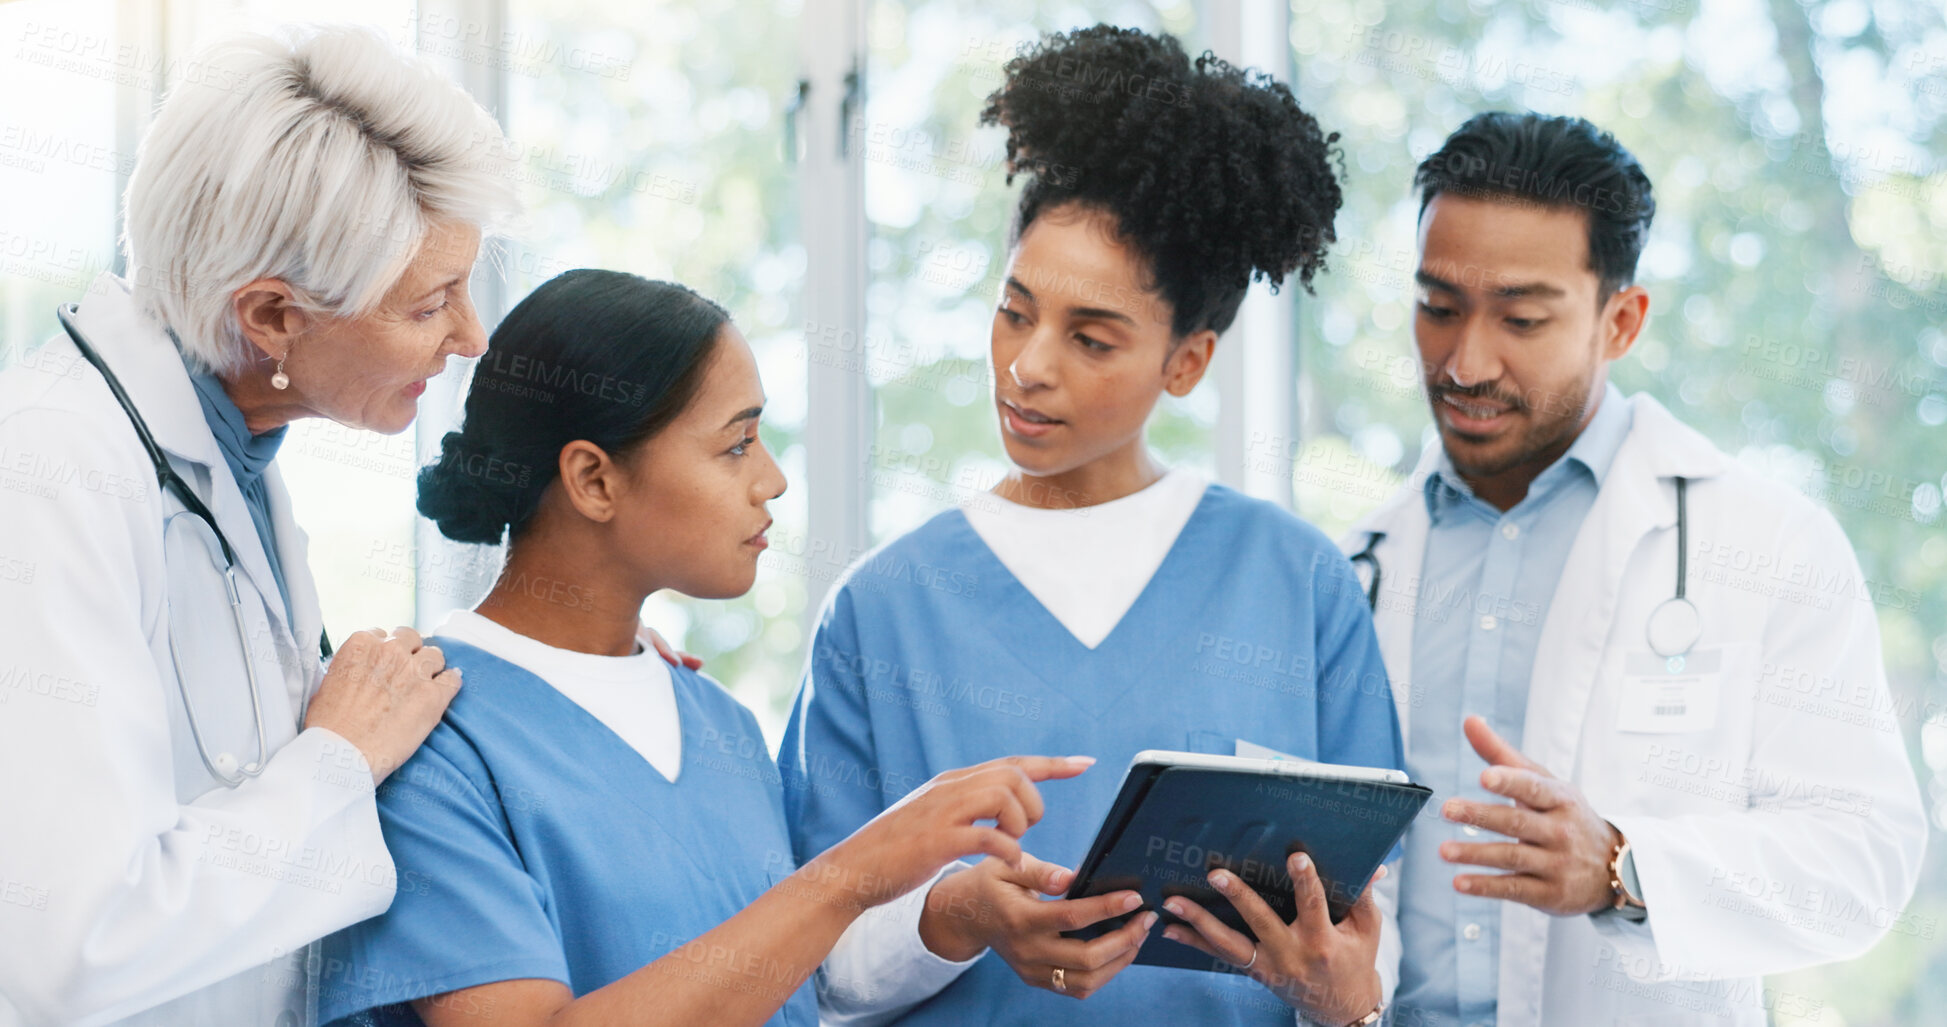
[
  {"left": 1493, "top": 438, "right": 1667, "bottom": 1027},
  {"left": 1516, "top": 395, "right": 1728, "bottom": 798},
  {"left": 72, "top": 274, "right": 301, "bottom": 653},
  {"left": 1520, "top": 437, "right": 1669, "bottom": 786}
]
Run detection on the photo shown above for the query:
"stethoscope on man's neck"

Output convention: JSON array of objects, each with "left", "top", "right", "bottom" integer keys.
[
  {"left": 1349, "top": 475, "right": 1703, "bottom": 663},
  {"left": 56, "top": 303, "right": 332, "bottom": 787}
]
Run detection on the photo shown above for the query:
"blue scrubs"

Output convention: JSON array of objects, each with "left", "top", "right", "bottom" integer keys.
[
  {"left": 319, "top": 638, "right": 817, "bottom": 1027},
  {"left": 781, "top": 484, "right": 1404, "bottom": 1026}
]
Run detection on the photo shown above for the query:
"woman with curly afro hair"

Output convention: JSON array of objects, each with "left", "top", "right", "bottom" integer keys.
[{"left": 783, "top": 24, "right": 1403, "bottom": 1027}]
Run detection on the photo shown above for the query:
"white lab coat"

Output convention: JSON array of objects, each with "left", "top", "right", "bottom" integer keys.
[
  {"left": 1339, "top": 392, "right": 1927, "bottom": 1027},
  {"left": 0, "top": 273, "right": 394, "bottom": 1026}
]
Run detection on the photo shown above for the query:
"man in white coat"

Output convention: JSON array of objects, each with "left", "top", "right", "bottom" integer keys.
[{"left": 1340, "top": 112, "right": 1927, "bottom": 1026}]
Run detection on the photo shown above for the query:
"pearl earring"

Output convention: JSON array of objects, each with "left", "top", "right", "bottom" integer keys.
[{"left": 271, "top": 354, "right": 290, "bottom": 391}]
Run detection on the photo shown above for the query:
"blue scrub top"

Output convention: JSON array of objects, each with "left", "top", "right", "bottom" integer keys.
[
  {"left": 781, "top": 483, "right": 1405, "bottom": 1026},
  {"left": 319, "top": 638, "right": 817, "bottom": 1027}
]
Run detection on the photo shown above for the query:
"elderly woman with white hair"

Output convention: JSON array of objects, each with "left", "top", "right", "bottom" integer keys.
[{"left": 0, "top": 26, "right": 533, "bottom": 1025}]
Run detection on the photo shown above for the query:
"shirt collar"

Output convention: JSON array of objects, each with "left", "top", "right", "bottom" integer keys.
[
  {"left": 1565, "top": 381, "right": 1633, "bottom": 486},
  {"left": 1424, "top": 382, "right": 1632, "bottom": 521},
  {"left": 182, "top": 352, "right": 287, "bottom": 491}
]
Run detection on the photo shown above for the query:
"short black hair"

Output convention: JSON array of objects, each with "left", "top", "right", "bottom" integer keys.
[
  {"left": 1414, "top": 112, "right": 1655, "bottom": 300},
  {"left": 979, "top": 24, "right": 1343, "bottom": 338},
  {"left": 416, "top": 269, "right": 728, "bottom": 545}
]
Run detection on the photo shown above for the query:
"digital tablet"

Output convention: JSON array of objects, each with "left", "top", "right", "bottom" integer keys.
[{"left": 1063, "top": 749, "right": 1432, "bottom": 973}]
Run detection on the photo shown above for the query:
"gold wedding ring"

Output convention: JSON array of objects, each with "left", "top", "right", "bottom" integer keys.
[{"left": 1051, "top": 967, "right": 1067, "bottom": 992}]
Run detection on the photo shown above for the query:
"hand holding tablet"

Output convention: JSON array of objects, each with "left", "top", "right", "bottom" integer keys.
[{"left": 1062, "top": 750, "right": 1431, "bottom": 972}]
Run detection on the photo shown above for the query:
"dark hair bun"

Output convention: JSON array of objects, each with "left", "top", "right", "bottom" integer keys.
[
  {"left": 980, "top": 24, "right": 1343, "bottom": 335},
  {"left": 414, "top": 269, "right": 729, "bottom": 547},
  {"left": 415, "top": 430, "right": 528, "bottom": 546}
]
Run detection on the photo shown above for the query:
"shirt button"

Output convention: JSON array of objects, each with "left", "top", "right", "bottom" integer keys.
[
  {"left": 1500, "top": 522, "right": 1520, "bottom": 540},
  {"left": 1463, "top": 922, "right": 1483, "bottom": 941},
  {"left": 1479, "top": 614, "right": 1498, "bottom": 631},
  {"left": 1463, "top": 824, "right": 1482, "bottom": 836}
]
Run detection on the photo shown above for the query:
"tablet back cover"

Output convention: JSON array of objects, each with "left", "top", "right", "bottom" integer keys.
[{"left": 1066, "top": 766, "right": 1431, "bottom": 973}]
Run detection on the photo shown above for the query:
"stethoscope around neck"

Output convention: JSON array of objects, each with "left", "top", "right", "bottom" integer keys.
[
  {"left": 56, "top": 303, "right": 331, "bottom": 787},
  {"left": 1350, "top": 475, "right": 1702, "bottom": 664},
  {"left": 1644, "top": 476, "right": 1702, "bottom": 665}
]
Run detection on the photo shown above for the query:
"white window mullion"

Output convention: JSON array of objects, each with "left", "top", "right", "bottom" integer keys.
[
  {"left": 1201, "top": 0, "right": 1299, "bottom": 509},
  {"left": 797, "top": 0, "right": 871, "bottom": 626}
]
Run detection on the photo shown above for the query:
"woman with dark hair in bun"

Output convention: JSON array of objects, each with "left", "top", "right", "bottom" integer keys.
[
  {"left": 782, "top": 25, "right": 1403, "bottom": 1026},
  {"left": 318, "top": 269, "right": 1096, "bottom": 1027}
]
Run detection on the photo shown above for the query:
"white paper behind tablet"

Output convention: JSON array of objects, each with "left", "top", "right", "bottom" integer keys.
[{"left": 1230, "top": 740, "right": 1410, "bottom": 785}]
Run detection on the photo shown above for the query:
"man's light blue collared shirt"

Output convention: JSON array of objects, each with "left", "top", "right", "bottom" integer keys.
[{"left": 1393, "top": 384, "right": 1632, "bottom": 1027}]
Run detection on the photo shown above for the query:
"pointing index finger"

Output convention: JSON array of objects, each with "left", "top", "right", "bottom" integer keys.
[{"left": 1004, "top": 755, "right": 1096, "bottom": 782}]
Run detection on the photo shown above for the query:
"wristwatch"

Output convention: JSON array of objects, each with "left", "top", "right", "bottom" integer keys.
[{"left": 1595, "top": 829, "right": 1649, "bottom": 923}]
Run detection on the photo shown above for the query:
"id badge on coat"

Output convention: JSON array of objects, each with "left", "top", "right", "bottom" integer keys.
[{"left": 1617, "top": 648, "right": 1721, "bottom": 733}]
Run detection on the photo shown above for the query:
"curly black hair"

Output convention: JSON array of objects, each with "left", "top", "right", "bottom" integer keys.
[{"left": 979, "top": 24, "right": 1343, "bottom": 338}]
